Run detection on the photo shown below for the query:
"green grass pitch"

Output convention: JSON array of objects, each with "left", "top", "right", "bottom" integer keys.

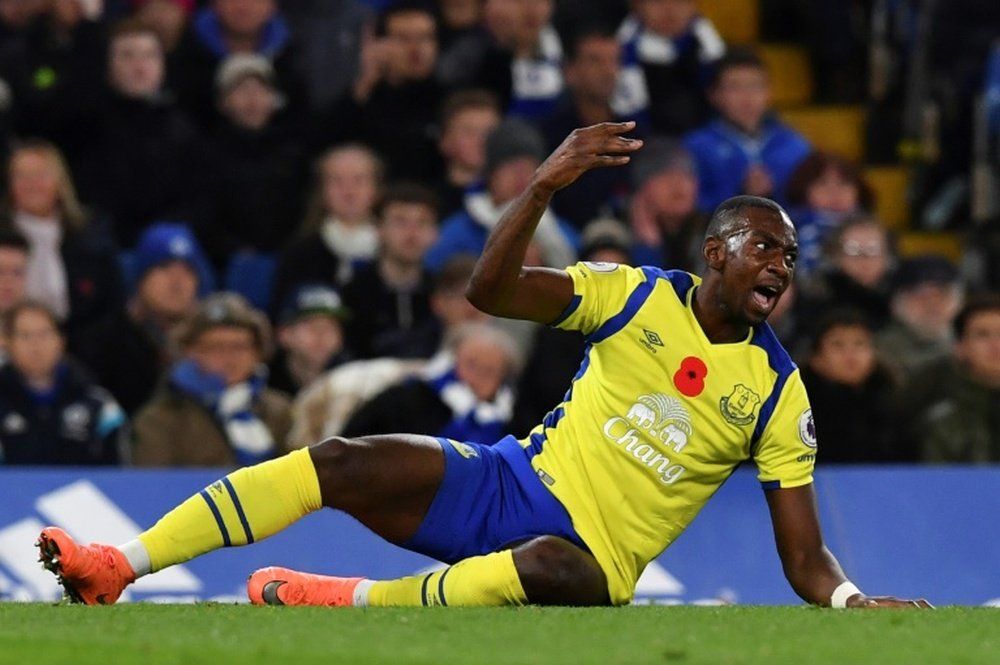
[{"left": 0, "top": 603, "right": 996, "bottom": 665}]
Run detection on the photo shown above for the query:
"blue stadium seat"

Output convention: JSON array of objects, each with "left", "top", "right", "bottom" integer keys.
[{"left": 224, "top": 252, "right": 277, "bottom": 311}]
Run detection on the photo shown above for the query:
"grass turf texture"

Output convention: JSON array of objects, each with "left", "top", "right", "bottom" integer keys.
[{"left": 0, "top": 604, "right": 996, "bottom": 665}]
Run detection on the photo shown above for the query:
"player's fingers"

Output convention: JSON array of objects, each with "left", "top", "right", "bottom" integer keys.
[{"left": 595, "top": 155, "right": 631, "bottom": 166}]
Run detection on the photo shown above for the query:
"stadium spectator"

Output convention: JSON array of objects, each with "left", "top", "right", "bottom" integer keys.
[
  {"left": 683, "top": 47, "right": 812, "bottom": 213},
  {"left": 287, "top": 254, "right": 487, "bottom": 444},
  {"left": 268, "top": 283, "right": 352, "bottom": 397},
  {"left": 612, "top": 0, "right": 725, "bottom": 136},
  {"left": 282, "top": 0, "right": 371, "bottom": 113},
  {"left": 425, "top": 118, "right": 577, "bottom": 272},
  {"left": 538, "top": 25, "right": 633, "bottom": 229},
  {"left": 131, "top": 292, "right": 293, "bottom": 467},
  {"left": 796, "top": 216, "right": 895, "bottom": 333},
  {"left": 435, "top": 89, "right": 501, "bottom": 219},
  {"left": 0, "top": 0, "right": 46, "bottom": 39},
  {"left": 271, "top": 143, "right": 383, "bottom": 306},
  {"left": 627, "top": 136, "right": 706, "bottom": 272},
  {"left": 0, "top": 299, "right": 124, "bottom": 465},
  {"left": 38, "top": 123, "right": 930, "bottom": 611},
  {"left": 72, "top": 19, "right": 202, "bottom": 246},
  {"left": 129, "top": 0, "right": 193, "bottom": 53},
  {"left": 0, "top": 140, "right": 124, "bottom": 348},
  {"left": 322, "top": 2, "right": 445, "bottom": 185},
  {"left": 197, "top": 53, "right": 307, "bottom": 270},
  {"left": 0, "top": 227, "right": 29, "bottom": 363},
  {"left": 341, "top": 183, "right": 440, "bottom": 359},
  {"left": 434, "top": 0, "right": 490, "bottom": 90},
  {"left": 0, "top": 0, "right": 106, "bottom": 161},
  {"left": 876, "top": 255, "right": 964, "bottom": 384},
  {"left": 341, "top": 321, "right": 520, "bottom": 441},
  {"left": 799, "top": 309, "right": 902, "bottom": 464},
  {"left": 895, "top": 295, "right": 1000, "bottom": 463},
  {"left": 169, "top": 0, "right": 306, "bottom": 130},
  {"left": 785, "top": 152, "right": 876, "bottom": 277},
  {"left": 72, "top": 223, "right": 206, "bottom": 416}
]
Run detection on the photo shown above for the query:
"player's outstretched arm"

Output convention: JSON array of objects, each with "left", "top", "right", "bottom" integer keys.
[
  {"left": 466, "top": 121, "right": 642, "bottom": 323},
  {"left": 765, "top": 484, "right": 933, "bottom": 608}
]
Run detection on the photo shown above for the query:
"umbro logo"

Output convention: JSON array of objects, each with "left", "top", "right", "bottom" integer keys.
[{"left": 639, "top": 329, "right": 664, "bottom": 353}]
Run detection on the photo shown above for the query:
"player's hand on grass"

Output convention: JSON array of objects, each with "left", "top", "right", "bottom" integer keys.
[
  {"left": 846, "top": 594, "right": 934, "bottom": 609},
  {"left": 533, "top": 121, "right": 642, "bottom": 196}
]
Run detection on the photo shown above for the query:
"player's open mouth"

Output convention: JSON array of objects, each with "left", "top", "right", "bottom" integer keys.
[{"left": 751, "top": 285, "right": 779, "bottom": 311}]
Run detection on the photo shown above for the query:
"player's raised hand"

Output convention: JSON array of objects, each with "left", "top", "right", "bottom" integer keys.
[
  {"left": 533, "top": 122, "right": 642, "bottom": 196},
  {"left": 846, "top": 594, "right": 934, "bottom": 609}
]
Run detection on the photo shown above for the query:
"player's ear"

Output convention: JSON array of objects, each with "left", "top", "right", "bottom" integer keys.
[{"left": 703, "top": 236, "right": 726, "bottom": 270}]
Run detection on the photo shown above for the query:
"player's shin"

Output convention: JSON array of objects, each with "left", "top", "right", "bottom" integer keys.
[{"left": 135, "top": 447, "right": 323, "bottom": 574}]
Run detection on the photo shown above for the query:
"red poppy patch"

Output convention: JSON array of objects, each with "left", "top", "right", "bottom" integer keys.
[{"left": 673, "top": 356, "right": 708, "bottom": 397}]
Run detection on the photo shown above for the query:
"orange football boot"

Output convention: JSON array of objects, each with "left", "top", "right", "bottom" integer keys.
[
  {"left": 247, "top": 566, "right": 364, "bottom": 607},
  {"left": 36, "top": 527, "right": 136, "bottom": 605}
]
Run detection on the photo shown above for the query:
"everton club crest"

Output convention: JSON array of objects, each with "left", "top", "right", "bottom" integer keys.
[{"left": 719, "top": 384, "right": 761, "bottom": 426}]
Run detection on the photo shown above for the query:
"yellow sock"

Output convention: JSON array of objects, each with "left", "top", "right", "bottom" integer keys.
[
  {"left": 138, "top": 448, "right": 323, "bottom": 572},
  {"left": 366, "top": 550, "right": 527, "bottom": 607}
]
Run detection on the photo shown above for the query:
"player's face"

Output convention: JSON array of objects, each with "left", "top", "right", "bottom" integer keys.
[
  {"left": 718, "top": 208, "right": 797, "bottom": 325},
  {"left": 956, "top": 310, "right": 1000, "bottom": 385},
  {"left": 189, "top": 326, "right": 260, "bottom": 387},
  {"left": 810, "top": 323, "right": 876, "bottom": 387}
]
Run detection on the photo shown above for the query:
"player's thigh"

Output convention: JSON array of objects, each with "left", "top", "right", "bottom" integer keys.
[{"left": 308, "top": 434, "right": 444, "bottom": 541}]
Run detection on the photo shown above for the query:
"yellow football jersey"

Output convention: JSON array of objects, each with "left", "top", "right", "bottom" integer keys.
[{"left": 519, "top": 262, "right": 816, "bottom": 604}]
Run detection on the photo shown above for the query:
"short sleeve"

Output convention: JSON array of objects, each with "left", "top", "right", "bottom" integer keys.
[
  {"left": 550, "top": 262, "right": 647, "bottom": 336},
  {"left": 754, "top": 369, "right": 816, "bottom": 489}
]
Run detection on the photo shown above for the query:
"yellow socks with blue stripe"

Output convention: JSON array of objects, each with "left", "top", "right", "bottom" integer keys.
[
  {"left": 362, "top": 550, "right": 527, "bottom": 607},
  {"left": 134, "top": 448, "right": 323, "bottom": 573}
]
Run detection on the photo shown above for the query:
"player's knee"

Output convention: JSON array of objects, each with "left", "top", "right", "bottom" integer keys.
[
  {"left": 308, "top": 436, "right": 369, "bottom": 506},
  {"left": 513, "top": 536, "right": 611, "bottom": 606}
]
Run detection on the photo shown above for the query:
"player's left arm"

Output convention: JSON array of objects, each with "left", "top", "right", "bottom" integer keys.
[{"left": 765, "top": 485, "right": 932, "bottom": 608}]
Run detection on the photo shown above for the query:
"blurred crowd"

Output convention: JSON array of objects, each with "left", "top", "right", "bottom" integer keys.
[{"left": 0, "top": 0, "right": 997, "bottom": 468}]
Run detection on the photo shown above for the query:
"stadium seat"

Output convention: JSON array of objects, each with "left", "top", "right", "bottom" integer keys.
[
  {"left": 779, "top": 105, "right": 866, "bottom": 162},
  {"left": 759, "top": 44, "right": 813, "bottom": 108},
  {"left": 864, "top": 165, "right": 912, "bottom": 230},
  {"left": 896, "top": 231, "right": 963, "bottom": 263},
  {"left": 698, "top": 0, "right": 759, "bottom": 45},
  {"left": 224, "top": 252, "right": 278, "bottom": 311}
]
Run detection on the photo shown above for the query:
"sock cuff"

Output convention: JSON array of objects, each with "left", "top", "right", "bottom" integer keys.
[{"left": 287, "top": 447, "right": 324, "bottom": 513}]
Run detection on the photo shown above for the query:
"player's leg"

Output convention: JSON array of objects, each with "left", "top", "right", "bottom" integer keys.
[{"left": 37, "top": 435, "right": 447, "bottom": 605}]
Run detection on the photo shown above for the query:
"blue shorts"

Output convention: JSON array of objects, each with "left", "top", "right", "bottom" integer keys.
[{"left": 402, "top": 435, "right": 589, "bottom": 563}]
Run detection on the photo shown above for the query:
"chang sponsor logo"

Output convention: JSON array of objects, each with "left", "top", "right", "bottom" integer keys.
[{"left": 602, "top": 393, "right": 692, "bottom": 484}]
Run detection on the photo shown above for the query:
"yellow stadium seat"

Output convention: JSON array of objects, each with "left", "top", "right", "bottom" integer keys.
[
  {"left": 864, "top": 165, "right": 912, "bottom": 231},
  {"left": 698, "top": 0, "right": 759, "bottom": 44},
  {"left": 896, "top": 231, "right": 963, "bottom": 263},
  {"left": 779, "top": 106, "right": 866, "bottom": 162},
  {"left": 759, "top": 44, "right": 813, "bottom": 108}
]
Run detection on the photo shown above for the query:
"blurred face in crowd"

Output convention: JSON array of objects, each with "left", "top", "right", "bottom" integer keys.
[
  {"left": 484, "top": 0, "right": 552, "bottom": 51},
  {"left": 564, "top": 35, "right": 620, "bottom": 104},
  {"left": 109, "top": 31, "right": 165, "bottom": 99},
  {"left": 454, "top": 335, "right": 509, "bottom": 401},
  {"left": 220, "top": 76, "right": 280, "bottom": 131},
  {"left": 641, "top": 167, "right": 698, "bottom": 221},
  {"left": 432, "top": 284, "right": 486, "bottom": 330},
  {"left": 213, "top": 0, "right": 275, "bottom": 39},
  {"left": 0, "top": 246, "right": 27, "bottom": 313},
  {"left": 488, "top": 157, "right": 539, "bottom": 205},
  {"left": 834, "top": 222, "right": 890, "bottom": 289},
  {"left": 633, "top": 0, "right": 697, "bottom": 38},
  {"left": 956, "top": 310, "right": 1000, "bottom": 387},
  {"left": 439, "top": 0, "right": 481, "bottom": 29},
  {"left": 188, "top": 325, "right": 260, "bottom": 386},
  {"left": 439, "top": 106, "right": 500, "bottom": 173},
  {"left": 7, "top": 307, "right": 64, "bottom": 383},
  {"left": 893, "top": 283, "right": 963, "bottom": 341},
  {"left": 9, "top": 149, "right": 60, "bottom": 218},
  {"left": 378, "top": 202, "right": 438, "bottom": 267},
  {"left": 138, "top": 260, "right": 199, "bottom": 321},
  {"left": 807, "top": 167, "right": 860, "bottom": 213},
  {"left": 278, "top": 314, "right": 343, "bottom": 369},
  {"left": 384, "top": 10, "right": 438, "bottom": 82},
  {"left": 0, "top": 0, "right": 46, "bottom": 27},
  {"left": 320, "top": 148, "right": 380, "bottom": 224},
  {"left": 810, "top": 323, "right": 876, "bottom": 387},
  {"left": 712, "top": 66, "right": 770, "bottom": 135},
  {"left": 134, "top": 0, "right": 188, "bottom": 51},
  {"left": 51, "top": 0, "right": 85, "bottom": 26}
]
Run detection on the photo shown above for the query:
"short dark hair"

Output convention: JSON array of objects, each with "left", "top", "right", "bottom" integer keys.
[
  {"left": 375, "top": 182, "right": 440, "bottom": 220},
  {"left": 2, "top": 299, "right": 63, "bottom": 340},
  {"left": 563, "top": 24, "right": 618, "bottom": 63},
  {"left": 953, "top": 294, "right": 1000, "bottom": 339},
  {"left": 704, "top": 195, "right": 788, "bottom": 240},
  {"left": 808, "top": 307, "right": 873, "bottom": 352},
  {"left": 0, "top": 227, "right": 29, "bottom": 254},
  {"left": 785, "top": 151, "right": 875, "bottom": 210},
  {"left": 710, "top": 46, "right": 767, "bottom": 87},
  {"left": 109, "top": 17, "right": 163, "bottom": 50},
  {"left": 377, "top": 1, "right": 435, "bottom": 35},
  {"left": 439, "top": 89, "right": 500, "bottom": 129}
]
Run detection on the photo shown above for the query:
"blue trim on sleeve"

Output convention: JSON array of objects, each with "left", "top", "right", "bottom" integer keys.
[
  {"left": 549, "top": 294, "right": 582, "bottom": 327},
  {"left": 528, "top": 432, "right": 547, "bottom": 457},
  {"left": 587, "top": 271, "right": 656, "bottom": 343},
  {"left": 761, "top": 480, "right": 781, "bottom": 491},
  {"left": 640, "top": 267, "right": 696, "bottom": 303},
  {"left": 199, "top": 490, "right": 231, "bottom": 547},
  {"left": 221, "top": 477, "right": 255, "bottom": 545},
  {"left": 749, "top": 323, "right": 799, "bottom": 451},
  {"left": 542, "top": 406, "right": 566, "bottom": 430}
]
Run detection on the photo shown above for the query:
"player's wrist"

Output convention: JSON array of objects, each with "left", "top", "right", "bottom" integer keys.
[{"left": 830, "top": 580, "right": 862, "bottom": 608}]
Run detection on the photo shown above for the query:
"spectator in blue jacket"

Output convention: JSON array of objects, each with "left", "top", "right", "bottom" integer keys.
[
  {"left": 0, "top": 299, "right": 125, "bottom": 465},
  {"left": 682, "top": 47, "right": 811, "bottom": 213}
]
